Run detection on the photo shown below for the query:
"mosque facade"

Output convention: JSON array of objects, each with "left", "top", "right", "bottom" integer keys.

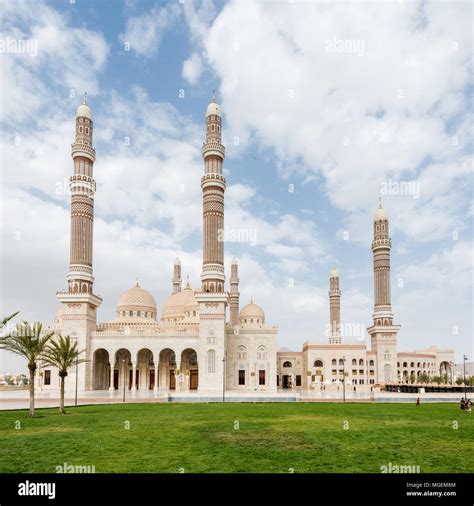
[{"left": 36, "top": 95, "right": 454, "bottom": 396}]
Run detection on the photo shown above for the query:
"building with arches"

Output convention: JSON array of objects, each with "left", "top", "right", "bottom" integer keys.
[{"left": 36, "top": 94, "right": 453, "bottom": 397}]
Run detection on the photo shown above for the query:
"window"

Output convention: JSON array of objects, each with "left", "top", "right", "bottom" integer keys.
[
  {"left": 332, "top": 370, "right": 337, "bottom": 375},
  {"left": 257, "top": 346, "right": 267, "bottom": 360},
  {"left": 211, "top": 124, "right": 215, "bottom": 131},
  {"left": 207, "top": 350, "right": 216, "bottom": 373},
  {"left": 369, "top": 360, "right": 374, "bottom": 367},
  {"left": 314, "top": 360, "right": 323, "bottom": 367},
  {"left": 79, "top": 126, "right": 83, "bottom": 133},
  {"left": 352, "top": 370, "right": 357, "bottom": 375},
  {"left": 339, "top": 359, "right": 344, "bottom": 365},
  {"left": 259, "top": 370, "right": 265, "bottom": 385},
  {"left": 352, "top": 359, "right": 357, "bottom": 365},
  {"left": 359, "top": 359, "right": 364, "bottom": 366},
  {"left": 283, "top": 361, "right": 292, "bottom": 368},
  {"left": 137, "top": 311, "right": 141, "bottom": 317},
  {"left": 332, "top": 359, "right": 337, "bottom": 366},
  {"left": 237, "top": 346, "right": 247, "bottom": 360},
  {"left": 359, "top": 370, "right": 364, "bottom": 375},
  {"left": 44, "top": 370, "right": 51, "bottom": 386},
  {"left": 238, "top": 370, "right": 245, "bottom": 385},
  {"left": 410, "top": 362, "right": 415, "bottom": 367},
  {"left": 296, "top": 375, "right": 301, "bottom": 386}
]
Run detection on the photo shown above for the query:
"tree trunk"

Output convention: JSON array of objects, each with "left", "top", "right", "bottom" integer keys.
[
  {"left": 28, "top": 365, "right": 35, "bottom": 418},
  {"left": 59, "top": 374, "right": 66, "bottom": 414}
]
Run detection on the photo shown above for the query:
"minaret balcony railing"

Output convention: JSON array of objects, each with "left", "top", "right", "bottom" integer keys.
[
  {"left": 202, "top": 141, "right": 225, "bottom": 158},
  {"left": 372, "top": 238, "right": 391, "bottom": 248},
  {"left": 71, "top": 142, "right": 96, "bottom": 160}
]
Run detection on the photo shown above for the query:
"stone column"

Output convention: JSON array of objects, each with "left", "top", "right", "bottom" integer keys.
[
  {"left": 109, "top": 362, "right": 115, "bottom": 391},
  {"left": 154, "top": 363, "right": 159, "bottom": 391},
  {"left": 131, "top": 362, "right": 137, "bottom": 391}
]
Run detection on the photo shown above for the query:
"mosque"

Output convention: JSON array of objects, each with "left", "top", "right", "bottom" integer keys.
[{"left": 36, "top": 94, "right": 454, "bottom": 396}]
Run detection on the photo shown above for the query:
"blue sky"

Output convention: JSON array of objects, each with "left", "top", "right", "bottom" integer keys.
[{"left": 0, "top": 0, "right": 472, "bottom": 373}]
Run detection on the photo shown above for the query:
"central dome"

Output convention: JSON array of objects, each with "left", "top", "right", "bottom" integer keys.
[
  {"left": 161, "top": 286, "right": 198, "bottom": 323},
  {"left": 116, "top": 282, "right": 157, "bottom": 320}
]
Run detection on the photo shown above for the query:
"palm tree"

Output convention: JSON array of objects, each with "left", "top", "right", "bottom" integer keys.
[
  {"left": 41, "top": 335, "right": 86, "bottom": 414},
  {"left": 0, "top": 320, "right": 54, "bottom": 417}
]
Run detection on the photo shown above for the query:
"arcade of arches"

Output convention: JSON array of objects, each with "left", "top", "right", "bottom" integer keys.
[{"left": 92, "top": 348, "right": 199, "bottom": 391}]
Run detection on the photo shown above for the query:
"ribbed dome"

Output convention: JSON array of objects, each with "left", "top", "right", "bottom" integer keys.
[
  {"left": 116, "top": 283, "right": 157, "bottom": 317},
  {"left": 161, "top": 286, "right": 198, "bottom": 321},
  {"left": 240, "top": 302, "right": 265, "bottom": 321}
]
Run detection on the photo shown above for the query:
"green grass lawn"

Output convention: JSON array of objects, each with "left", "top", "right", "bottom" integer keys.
[{"left": 0, "top": 402, "right": 472, "bottom": 473}]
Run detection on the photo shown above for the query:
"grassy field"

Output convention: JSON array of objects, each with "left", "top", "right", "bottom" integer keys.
[{"left": 0, "top": 402, "right": 472, "bottom": 473}]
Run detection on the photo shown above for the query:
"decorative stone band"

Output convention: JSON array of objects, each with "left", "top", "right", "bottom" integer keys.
[
  {"left": 202, "top": 142, "right": 225, "bottom": 159},
  {"left": 71, "top": 142, "right": 96, "bottom": 162},
  {"left": 202, "top": 263, "right": 225, "bottom": 273},
  {"left": 66, "top": 268, "right": 94, "bottom": 284},
  {"left": 56, "top": 290, "right": 102, "bottom": 307}
]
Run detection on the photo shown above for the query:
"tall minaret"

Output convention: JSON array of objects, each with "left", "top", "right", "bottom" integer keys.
[
  {"left": 56, "top": 94, "right": 102, "bottom": 392},
  {"left": 328, "top": 265, "right": 341, "bottom": 344},
  {"left": 200, "top": 92, "right": 226, "bottom": 293},
  {"left": 229, "top": 257, "right": 240, "bottom": 328},
  {"left": 367, "top": 200, "right": 400, "bottom": 384},
  {"left": 196, "top": 93, "right": 229, "bottom": 393},
  {"left": 66, "top": 93, "right": 97, "bottom": 295},
  {"left": 173, "top": 256, "right": 182, "bottom": 293}
]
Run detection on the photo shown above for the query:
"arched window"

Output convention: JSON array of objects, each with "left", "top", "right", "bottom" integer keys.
[
  {"left": 352, "top": 359, "right": 357, "bottom": 366},
  {"left": 410, "top": 362, "right": 414, "bottom": 368},
  {"left": 359, "top": 359, "right": 364, "bottom": 366},
  {"left": 207, "top": 350, "right": 216, "bottom": 373},
  {"left": 332, "top": 359, "right": 337, "bottom": 366},
  {"left": 257, "top": 346, "right": 267, "bottom": 360},
  {"left": 137, "top": 311, "right": 141, "bottom": 317},
  {"left": 314, "top": 360, "right": 323, "bottom": 367},
  {"left": 338, "top": 359, "right": 344, "bottom": 365},
  {"left": 283, "top": 361, "right": 292, "bottom": 368},
  {"left": 237, "top": 346, "right": 247, "bottom": 360},
  {"left": 403, "top": 362, "right": 407, "bottom": 368},
  {"left": 369, "top": 360, "right": 374, "bottom": 367}
]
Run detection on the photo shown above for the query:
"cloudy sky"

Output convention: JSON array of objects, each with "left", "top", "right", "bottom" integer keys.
[{"left": 0, "top": 0, "right": 472, "bottom": 373}]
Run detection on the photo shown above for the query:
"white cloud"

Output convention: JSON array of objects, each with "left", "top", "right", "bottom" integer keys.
[
  {"left": 182, "top": 52, "right": 204, "bottom": 85},
  {"left": 119, "top": 3, "right": 179, "bottom": 56}
]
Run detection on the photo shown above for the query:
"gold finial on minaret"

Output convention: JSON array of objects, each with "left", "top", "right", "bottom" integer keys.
[
  {"left": 135, "top": 277, "right": 140, "bottom": 288},
  {"left": 83, "top": 92, "right": 88, "bottom": 105},
  {"left": 211, "top": 89, "right": 216, "bottom": 102},
  {"left": 186, "top": 274, "right": 190, "bottom": 289},
  {"left": 379, "top": 196, "right": 382, "bottom": 208}
]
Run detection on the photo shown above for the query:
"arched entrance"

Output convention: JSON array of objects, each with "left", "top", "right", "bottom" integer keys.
[
  {"left": 115, "top": 349, "right": 132, "bottom": 390},
  {"left": 158, "top": 348, "right": 176, "bottom": 390},
  {"left": 181, "top": 348, "right": 198, "bottom": 391},
  {"left": 92, "top": 349, "right": 110, "bottom": 390},
  {"left": 137, "top": 348, "right": 154, "bottom": 390}
]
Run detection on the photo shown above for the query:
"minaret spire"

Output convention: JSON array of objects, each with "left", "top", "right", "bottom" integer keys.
[
  {"left": 172, "top": 255, "right": 182, "bottom": 293},
  {"left": 200, "top": 91, "right": 226, "bottom": 292},
  {"left": 328, "top": 264, "right": 341, "bottom": 344},
  {"left": 64, "top": 96, "right": 97, "bottom": 295}
]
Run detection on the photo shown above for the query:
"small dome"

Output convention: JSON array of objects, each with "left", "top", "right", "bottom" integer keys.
[
  {"left": 206, "top": 93, "right": 221, "bottom": 117},
  {"left": 116, "top": 283, "right": 157, "bottom": 318},
  {"left": 374, "top": 206, "right": 388, "bottom": 221},
  {"left": 240, "top": 301, "right": 265, "bottom": 320},
  {"left": 174, "top": 256, "right": 181, "bottom": 265},
  {"left": 231, "top": 257, "right": 238, "bottom": 265},
  {"left": 330, "top": 268, "right": 339, "bottom": 278},
  {"left": 76, "top": 103, "right": 92, "bottom": 120},
  {"left": 161, "top": 286, "right": 198, "bottom": 321}
]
